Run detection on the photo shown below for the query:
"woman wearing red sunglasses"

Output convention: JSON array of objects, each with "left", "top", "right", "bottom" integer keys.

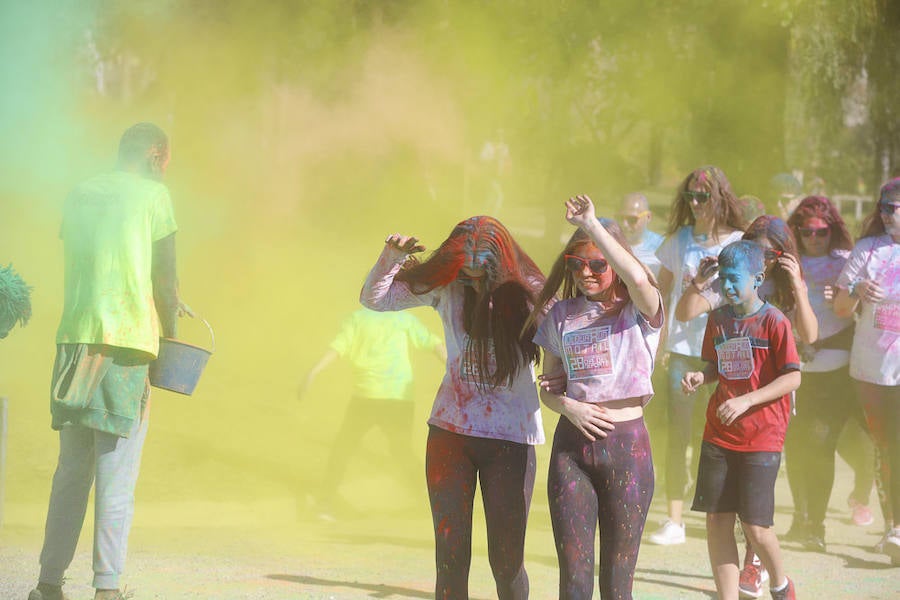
[
  {"left": 528, "top": 195, "right": 663, "bottom": 599},
  {"left": 835, "top": 177, "right": 900, "bottom": 565},
  {"left": 361, "top": 215, "right": 545, "bottom": 600},
  {"left": 782, "top": 196, "right": 876, "bottom": 553}
]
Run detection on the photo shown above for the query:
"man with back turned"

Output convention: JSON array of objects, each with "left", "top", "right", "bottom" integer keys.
[{"left": 29, "top": 122, "right": 185, "bottom": 600}]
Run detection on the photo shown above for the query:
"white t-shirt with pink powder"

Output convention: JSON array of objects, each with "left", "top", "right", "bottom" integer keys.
[
  {"left": 533, "top": 294, "right": 663, "bottom": 405},
  {"left": 656, "top": 226, "right": 744, "bottom": 357},
  {"left": 836, "top": 235, "right": 900, "bottom": 386},
  {"left": 360, "top": 248, "right": 545, "bottom": 445}
]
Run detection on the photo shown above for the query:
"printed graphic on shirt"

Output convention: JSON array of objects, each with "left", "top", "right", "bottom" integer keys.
[
  {"left": 874, "top": 302, "right": 900, "bottom": 334},
  {"left": 716, "top": 336, "right": 754, "bottom": 380},
  {"left": 562, "top": 325, "right": 613, "bottom": 380},
  {"left": 459, "top": 335, "right": 498, "bottom": 385}
]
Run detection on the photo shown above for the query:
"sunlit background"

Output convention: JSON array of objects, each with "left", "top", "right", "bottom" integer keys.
[{"left": 1, "top": 0, "right": 897, "bottom": 540}]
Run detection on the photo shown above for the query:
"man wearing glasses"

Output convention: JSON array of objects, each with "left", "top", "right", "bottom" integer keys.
[{"left": 618, "top": 192, "right": 664, "bottom": 278}]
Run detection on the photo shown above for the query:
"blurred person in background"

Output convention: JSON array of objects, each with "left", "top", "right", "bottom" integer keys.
[
  {"left": 772, "top": 173, "right": 803, "bottom": 221},
  {"left": 738, "top": 195, "right": 767, "bottom": 226},
  {"left": 834, "top": 177, "right": 900, "bottom": 565},
  {"left": 361, "top": 216, "right": 546, "bottom": 600},
  {"left": 28, "top": 123, "right": 187, "bottom": 600},
  {"left": 298, "top": 306, "right": 444, "bottom": 520},
  {"left": 648, "top": 165, "right": 745, "bottom": 547},
  {"left": 617, "top": 192, "right": 664, "bottom": 279}
]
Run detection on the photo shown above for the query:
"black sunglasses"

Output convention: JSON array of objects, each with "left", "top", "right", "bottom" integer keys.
[
  {"left": 682, "top": 190, "right": 711, "bottom": 204},
  {"left": 798, "top": 227, "right": 830, "bottom": 238},
  {"left": 564, "top": 255, "right": 609, "bottom": 274},
  {"left": 878, "top": 203, "right": 900, "bottom": 215}
]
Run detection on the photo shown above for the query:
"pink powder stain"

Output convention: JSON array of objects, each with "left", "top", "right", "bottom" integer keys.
[{"left": 437, "top": 516, "right": 452, "bottom": 538}]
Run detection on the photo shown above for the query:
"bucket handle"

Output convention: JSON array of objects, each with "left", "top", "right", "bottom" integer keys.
[{"left": 182, "top": 315, "right": 216, "bottom": 354}]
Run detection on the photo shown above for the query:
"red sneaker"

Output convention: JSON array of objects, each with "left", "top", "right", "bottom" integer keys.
[
  {"left": 770, "top": 576, "right": 795, "bottom": 600},
  {"left": 738, "top": 562, "right": 769, "bottom": 598}
]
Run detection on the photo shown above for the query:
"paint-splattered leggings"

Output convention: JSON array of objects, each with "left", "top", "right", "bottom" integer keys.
[
  {"left": 426, "top": 425, "right": 536, "bottom": 600},
  {"left": 856, "top": 380, "right": 900, "bottom": 525},
  {"left": 548, "top": 415, "right": 654, "bottom": 600}
]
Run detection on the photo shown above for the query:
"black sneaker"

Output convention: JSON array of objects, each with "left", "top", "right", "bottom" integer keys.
[
  {"left": 27, "top": 583, "right": 67, "bottom": 600},
  {"left": 802, "top": 523, "right": 826, "bottom": 552}
]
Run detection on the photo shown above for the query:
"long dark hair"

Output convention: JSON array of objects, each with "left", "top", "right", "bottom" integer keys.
[
  {"left": 527, "top": 218, "right": 659, "bottom": 330},
  {"left": 666, "top": 165, "right": 747, "bottom": 236},
  {"left": 397, "top": 216, "right": 544, "bottom": 388},
  {"left": 742, "top": 216, "right": 802, "bottom": 314},
  {"left": 859, "top": 177, "right": 900, "bottom": 239},
  {"left": 786, "top": 195, "right": 853, "bottom": 254}
]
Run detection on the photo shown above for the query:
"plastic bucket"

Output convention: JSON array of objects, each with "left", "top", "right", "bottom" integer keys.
[{"left": 149, "top": 317, "right": 215, "bottom": 395}]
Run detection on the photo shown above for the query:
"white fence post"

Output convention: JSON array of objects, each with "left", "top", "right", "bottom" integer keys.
[{"left": 0, "top": 396, "right": 7, "bottom": 528}]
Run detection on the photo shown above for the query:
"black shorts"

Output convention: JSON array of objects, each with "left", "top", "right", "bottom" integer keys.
[{"left": 691, "top": 440, "right": 781, "bottom": 526}]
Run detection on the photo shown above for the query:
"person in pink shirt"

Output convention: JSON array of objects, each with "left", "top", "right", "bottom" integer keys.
[
  {"left": 530, "top": 195, "right": 663, "bottom": 599},
  {"left": 360, "top": 216, "right": 546, "bottom": 600},
  {"left": 834, "top": 177, "right": 900, "bottom": 564}
]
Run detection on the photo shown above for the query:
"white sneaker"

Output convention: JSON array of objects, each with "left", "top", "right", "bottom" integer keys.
[
  {"left": 884, "top": 529, "right": 900, "bottom": 565},
  {"left": 648, "top": 519, "right": 686, "bottom": 545}
]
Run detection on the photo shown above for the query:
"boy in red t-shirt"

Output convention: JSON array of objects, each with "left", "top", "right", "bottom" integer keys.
[{"left": 682, "top": 240, "right": 801, "bottom": 600}]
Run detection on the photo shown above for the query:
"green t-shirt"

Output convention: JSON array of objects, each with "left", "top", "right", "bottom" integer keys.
[
  {"left": 56, "top": 171, "right": 177, "bottom": 356},
  {"left": 330, "top": 308, "right": 440, "bottom": 400}
]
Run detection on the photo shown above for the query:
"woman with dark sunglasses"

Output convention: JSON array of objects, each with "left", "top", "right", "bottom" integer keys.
[
  {"left": 782, "top": 196, "right": 876, "bottom": 552},
  {"left": 361, "top": 215, "right": 545, "bottom": 600},
  {"left": 527, "top": 195, "right": 662, "bottom": 599},
  {"left": 834, "top": 177, "right": 900, "bottom": 565},
  {"left": 649, "top": 166, "right": 746, "bottom": 547}
]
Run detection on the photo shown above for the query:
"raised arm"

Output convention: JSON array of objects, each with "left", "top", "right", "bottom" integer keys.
[
  {"left": 674, "top": 256, "right": 717, "bottom": 322},
  {"left": 778, "top": 253, "right": 818, "bottom": 344},
  {"left": 565, "top": 195, "right": 660, "bottom": 319},
  {"left": 360, "top": 234, "right": 430, "bottom": 312}
]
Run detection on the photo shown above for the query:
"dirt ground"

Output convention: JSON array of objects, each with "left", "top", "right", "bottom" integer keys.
[{"left": 1, "top": 454, "right": 897, "bottom": 600}]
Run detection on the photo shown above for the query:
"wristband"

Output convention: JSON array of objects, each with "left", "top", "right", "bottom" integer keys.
[{"left": 690, "top": 278, "right": 707, "bottom": 293}]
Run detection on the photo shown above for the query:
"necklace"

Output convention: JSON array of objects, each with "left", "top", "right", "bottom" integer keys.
[{"left": 692, "top": 230, "right": 709, "bottom": 243}]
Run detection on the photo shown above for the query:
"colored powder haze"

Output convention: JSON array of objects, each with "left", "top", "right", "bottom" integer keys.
[{"left": 0, "top": 1, "right": 818, "bottom": 538}]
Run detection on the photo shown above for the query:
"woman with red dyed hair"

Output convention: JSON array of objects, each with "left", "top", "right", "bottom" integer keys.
[
  {"left": 361, "top": 215, "right": 545, "bottom": 599},
  {"left": 781, "top": 196, "right": 876, "bottom": 553},
  {"left": 835, "top": 178, "right": 900, "bottom": 564}
]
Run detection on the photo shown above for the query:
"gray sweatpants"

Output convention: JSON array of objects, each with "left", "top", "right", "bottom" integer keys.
[{"left": 38, "top": 413, "right": 149, "bottom": 589}]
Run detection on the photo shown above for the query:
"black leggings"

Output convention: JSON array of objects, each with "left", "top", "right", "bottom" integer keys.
[
  {"left": 548, "top": 416, "right": 654, "bottom": 600},
  {"left": 425, "top": 425, "right": 536, "bottom": 600},
  {"left": 784, "top": 368, "right": 875, "bottom": 531}
]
